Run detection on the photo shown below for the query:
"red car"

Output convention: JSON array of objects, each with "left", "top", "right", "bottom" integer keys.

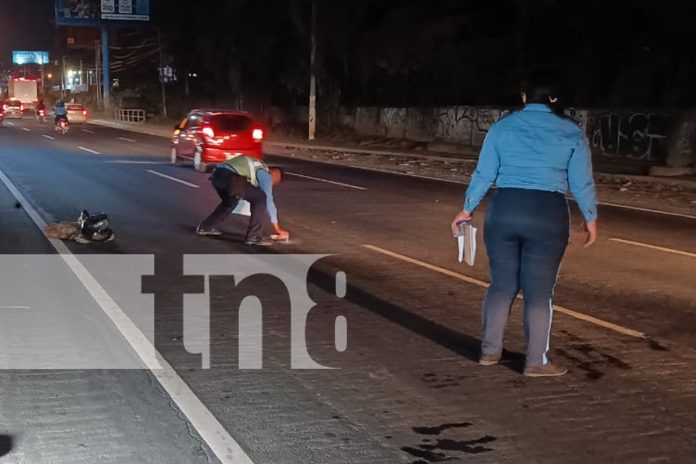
[{"left": 170, "top": 110, "right": 265, "bottom": 172}]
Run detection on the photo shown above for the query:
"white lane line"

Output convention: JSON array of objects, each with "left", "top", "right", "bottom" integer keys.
[
  {"left": 5, "top": 121, "right": 14, "bottom": 126},
  {"left": 106, "top": 160, "right": 169, "bottom": 165},
  {"left": 118, "top": 137, "right": 137, "bottom": 143},
  {"left": 597, "top": 202, "right": 696, "bottom": 220},
  {"left": 610, "top": 238, "right": 696, "bottom": 259},
  {"left": 286, "top": 172, "right": 367, "bottom": 190},
  {"left": 78, "top": 146, "right": 102, "bottom": 155},
  {"left": 43, "top": 135, "right": 55, "bottom": 140},
  {"left": 278, "top": 157, "right": 696, "bottom": 220},
  {"left": 82, "top": 129, "right": 95, "bottom": 134},
  {"left": 146, "top": 169, "right": 199, "bottom": 188},
  {"left": 363, "top": 244, "right": 648, "bottom": 339},
  {"left": 0, "top": 306, "right": 30, "bottom": 310},
  {"left": 22, "top": 127, "right": 31, "bottom": 132},
  {"left": 0, "top": 167, "right": 255, "bottom": 464}
]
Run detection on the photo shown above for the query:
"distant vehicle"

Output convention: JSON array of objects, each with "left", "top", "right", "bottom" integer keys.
[
  {"left": 171, "top": 110, "right": 265, "bottom": 172},
  {"left": 66, "top": 103, "right": 88, "bottom": 123},
  {"left": 8, "top": 78, "right": 38, "bottom": 111},
  {"left": 3, "top": 100, "right": 24, "bottom": 119},
  {"left": 0, "top": 105, "right": 5, "bottom": 125}
]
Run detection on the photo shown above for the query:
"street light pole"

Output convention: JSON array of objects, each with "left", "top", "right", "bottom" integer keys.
[
  {"left": 308, "top": 0, "right": 317, "bottom": 140},
  {"left": 158, "top": 27, "right": 167, "bottom": 118}
]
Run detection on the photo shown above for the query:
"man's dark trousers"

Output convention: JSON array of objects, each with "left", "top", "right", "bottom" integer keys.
[{"left": 199, "top": 168, "right": 268, "bottom": 238}]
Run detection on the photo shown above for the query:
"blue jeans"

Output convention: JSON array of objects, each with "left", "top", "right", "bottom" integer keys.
[{"left": 480, "top": 188, "right": 569, "bottom": 366}]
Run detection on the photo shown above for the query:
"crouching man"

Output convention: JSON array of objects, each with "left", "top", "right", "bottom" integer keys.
[{"left": 196, "top": 155, "right": 290, "bottom": 246}]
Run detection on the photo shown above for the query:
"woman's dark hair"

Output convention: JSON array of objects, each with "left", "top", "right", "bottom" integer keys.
[{"left": 521, "top": 74, "right": 565, "bottom": 116}]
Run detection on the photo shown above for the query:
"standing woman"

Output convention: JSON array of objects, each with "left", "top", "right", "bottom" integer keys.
[{"left": 451, "top": 81, "right": 598, "bottom": 377}]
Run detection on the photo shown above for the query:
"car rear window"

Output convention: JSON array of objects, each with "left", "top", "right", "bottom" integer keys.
[
  {"left": 67, "top": 105, "right": 84, "bottom": 111},
  {"left": 211, "top": 114, "right": 253, "bottom": 132},
  {"left": 7, "top": 101, "right": 21, "bottom": 107}
]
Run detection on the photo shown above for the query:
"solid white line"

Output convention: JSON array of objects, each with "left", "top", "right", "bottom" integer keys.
[
  {"left": 610, "top": 238, "right": 696, "bottom": 259},
  {"left": 146, "top": 170, "right": 199, "bottom": 188},
  {"left": 362, "top": 244, "right": 648, "bottom": 339},
  {"left": 106, "top": 160, "right": 169, "bottom": 165},
  {"left": 0, "top": 306, "right": 30, "bottom": 310},
  {"left": 43, "top": 135, "right": 55, "bottom": 140},
  {"left": 78, "top": 146, "right": 102, "bottom": 155},
  {"left": 597, "top": 202, "right": 696, "bottom": 220},
  {"left": 118, "top": 137, "right": 137, "bottom": 142},
  {"left": 82, "top": 129, "right": 95, "bottom": 134},
  {"left": 286, "top": 172, "right": 367, "bottom": 190},
  {"left": 22, "top": 128, "right": 31, "bottom": 132},
  {"left": 0, "top": 167, "right": 255, "bottom": 464}
]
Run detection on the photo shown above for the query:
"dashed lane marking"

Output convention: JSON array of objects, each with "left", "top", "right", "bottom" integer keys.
[
  {"left": 146, "top": 169, "right": 199, "bottom": 188},
  {"left": 610, "top": 238, "right": 696, "bottom": 259},
  {"left": 286, "top": 172, "right": 367, "bottom": 190},
  {"left": 78, "top": 146, "right": 102, "bottom": 154},
  {"left": 362, "top": 244, "right": 648, "bottom": 339}
]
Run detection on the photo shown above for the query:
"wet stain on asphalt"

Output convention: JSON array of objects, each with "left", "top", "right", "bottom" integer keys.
[
  {"left": 403, "top": 423, "right": 496, "bottom": 462},
  {"left": 556, "top": 348, "right": 605, "bottom": 380},
  {"left": 419, "top": 372, "right": 467, "bottom": 389},
  {"left": 413, "top": 423, "right": 472, "bottom": 435},
  {"left": 556, "top": 331, "right": 635, "bottom": 379}
]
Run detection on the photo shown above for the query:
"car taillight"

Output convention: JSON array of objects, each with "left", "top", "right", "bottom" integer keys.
[
  {"left": 252, "top": 128, "right": 264, "bottom": 141},
  {"left": 20, "top": 105, "right": 24, "bottom": 112},
  {"left": 83, "top": 110, "right": 87, "bottom": 116},
  {"left": 202, "top": 126, "right": 215, "bottom": 138}
]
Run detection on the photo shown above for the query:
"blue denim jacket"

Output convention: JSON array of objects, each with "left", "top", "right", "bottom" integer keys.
[{"left": 464, "top": 104, "right": 598, "bottom": 221}]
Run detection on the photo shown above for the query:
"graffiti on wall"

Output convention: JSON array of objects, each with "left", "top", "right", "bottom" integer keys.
[
  {"left": 430, "top": 106, "right": 507, "bottom": 146},
  {"left": 587, "top": 112, "right": 668, "bottom": 162},
  {"left": 380, "top": 107, "right": 407, "bottom": 138}
]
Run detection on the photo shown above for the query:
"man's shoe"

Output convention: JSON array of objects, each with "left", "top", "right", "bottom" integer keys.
[
  {"left": 479, "top": 352, "right": 502, "bottom": 366},
  {"left": 523, "top": 362, "right": 568, "bottom": 377},
  {"left": 244, "top": 236, "right": 273, "bottom": 246},
  {"left": 196, "top": 225, "right": 222, "bottom": 236}
]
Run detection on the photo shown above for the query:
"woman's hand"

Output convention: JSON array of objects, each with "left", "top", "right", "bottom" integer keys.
[
  {"left": 584, "top": 220, "right": 598, "bottom": 248},
  {"left": 451, "top": 210, "right": 472, "bottom": 237}
]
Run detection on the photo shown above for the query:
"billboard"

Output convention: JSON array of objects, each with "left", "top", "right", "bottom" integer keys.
[
  {"left": 12, "top": 51, "right": 50, "bottom": 65},
  {"left": 55, "top": 0, "right": 149, "bottom": 26}
]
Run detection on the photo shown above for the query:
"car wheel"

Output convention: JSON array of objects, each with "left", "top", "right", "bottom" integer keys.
[
  {"left": 170, "top": 147, "right": 181, "bottom": 166},
  {"left": 193, "top": 145, "right": 208, "bottom": 173}
]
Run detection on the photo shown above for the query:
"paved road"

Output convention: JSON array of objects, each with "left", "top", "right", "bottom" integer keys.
[{"left": 0, "top": 118, "right": 695, "bottom": 463}]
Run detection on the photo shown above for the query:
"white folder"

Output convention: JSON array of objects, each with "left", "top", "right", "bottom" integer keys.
[{"left": 457, "top": 222, "right": 477, "bottom": 266}]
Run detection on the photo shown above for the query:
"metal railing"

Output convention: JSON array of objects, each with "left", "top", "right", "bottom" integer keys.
[{"left": 114, "top": 108, "right": 146, "bottom": 124}]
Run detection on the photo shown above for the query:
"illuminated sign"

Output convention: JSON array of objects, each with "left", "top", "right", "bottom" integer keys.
[
  {"left": 55, "top": 0, "right": 149, "bottom": 26},
  {"left": 12, "top": 51, "right": 50, "bottom": 65}
]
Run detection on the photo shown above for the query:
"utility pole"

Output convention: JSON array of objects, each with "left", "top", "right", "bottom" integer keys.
[
  {"left": 61, "top": 55, "right": 67, "bottom": 99},
  {"left": 101, "top": 27, "right": 111, "bottom": 111},
  {"left": 308, "top": 0, "right": 317, "bottom": 140},
  {"left": 158, "top": 27, "right": 167, "bottom": 118},
  {"left": 95, "top": 40, "right": 102, "bottom": 105}
]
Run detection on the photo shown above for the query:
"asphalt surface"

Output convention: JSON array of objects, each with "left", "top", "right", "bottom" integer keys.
[{"left": 0, "top": 117, "right": 695, "bottom": 463}]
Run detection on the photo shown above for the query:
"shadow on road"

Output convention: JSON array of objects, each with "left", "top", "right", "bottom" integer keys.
[{"left": 0, "top": 435, "right": 14, "bottom": 457}]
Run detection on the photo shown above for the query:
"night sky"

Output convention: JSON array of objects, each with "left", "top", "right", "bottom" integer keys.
[
  {"left": 0, "top": 0, "right": 55, "bottom": 65},
  {"left": 3, "top": 0, "right": 696, "bottom": 108}
]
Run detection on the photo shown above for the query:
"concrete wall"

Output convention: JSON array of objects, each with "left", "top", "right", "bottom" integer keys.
[{"left": 271, "top": 105, "right": 696, "bottom": 168}]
